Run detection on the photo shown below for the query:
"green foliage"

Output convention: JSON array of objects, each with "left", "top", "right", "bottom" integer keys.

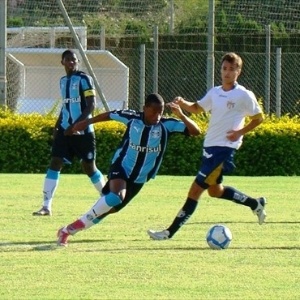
[{"left": 0, "top": 109, "right": 299, "bottom": 175}]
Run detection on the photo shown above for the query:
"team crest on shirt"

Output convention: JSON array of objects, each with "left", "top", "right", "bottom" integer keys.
[
  {"left": 72, "top": 83, "right": 78, "bottom": 90},
  {"left": 151, "top": 129, "right": 161, "bottom": 138},
  {"left": 227, "top": 101, "right": 235, "bottom": 109}
]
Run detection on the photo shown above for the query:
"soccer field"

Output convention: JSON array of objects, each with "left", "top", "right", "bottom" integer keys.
[{"left": 0, "top": 174, "right": 299, "bottom": 300}]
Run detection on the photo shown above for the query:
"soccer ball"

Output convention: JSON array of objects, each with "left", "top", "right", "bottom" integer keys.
[{"left": 206, "top": 224, "right": 232, "bottom": 250}]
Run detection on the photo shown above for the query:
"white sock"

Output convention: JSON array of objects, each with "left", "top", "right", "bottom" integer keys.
[
  {"left": 80, "top": 192, "right": 121, "bottom": 228},
  {"left": 43, "top": 178, "right": 58, "bottom": 210}
]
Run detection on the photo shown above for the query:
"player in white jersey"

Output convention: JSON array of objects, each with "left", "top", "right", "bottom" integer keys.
[{"left": 148, "top": 52, "right": 267, "bottom": 241}]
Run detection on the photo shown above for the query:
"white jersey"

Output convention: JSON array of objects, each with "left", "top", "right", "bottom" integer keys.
[{"left": 197, "top": 83, "right": 262, "bottom": 149}]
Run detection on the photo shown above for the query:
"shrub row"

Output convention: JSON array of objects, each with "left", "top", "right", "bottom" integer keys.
[{"left": 0, "top": 110, "right": 299, "bottom": 176}]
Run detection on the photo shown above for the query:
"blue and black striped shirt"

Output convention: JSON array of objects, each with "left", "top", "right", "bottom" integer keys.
[
  {"left": 110, "top": 109, "right": 189, "bottom": 183},
  {"left": 59, "top": 71, "right": 96, "bottom": 133}
]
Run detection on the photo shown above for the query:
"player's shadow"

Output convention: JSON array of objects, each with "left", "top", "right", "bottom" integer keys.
[{"left": 188, "top": 221, "right": 300, "bottom": 224}]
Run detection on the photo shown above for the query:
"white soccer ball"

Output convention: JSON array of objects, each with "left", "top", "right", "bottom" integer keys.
[{"left": 206, "top": 224, "right": 232, "bottom": 250}]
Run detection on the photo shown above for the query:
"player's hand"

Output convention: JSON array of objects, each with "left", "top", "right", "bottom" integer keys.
[
  {"left": 172, "top": 96, "right": 184, "bottom": 106},
  {"left": 166, "top": 102, "right": 183, "bottom": 117},
  {"left": 64, "top": 126, "right": 74, "bottom": 136},
  {"left": 73, "top": 120, "right": 88, "bottom": 132},
  {"left": 226, "top": 130, "right": 242, "bottom": 142}
]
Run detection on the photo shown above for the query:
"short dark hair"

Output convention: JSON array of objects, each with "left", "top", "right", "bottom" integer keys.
[
  {"left": 145, "top": 93, "right": 164, "bottom": 107},
  {"left": 62, "top": 49, "right": 76, "bottom": 60}
]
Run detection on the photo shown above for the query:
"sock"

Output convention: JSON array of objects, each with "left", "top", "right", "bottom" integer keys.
[
  {"left": 68, "top": 192, "right": 122, "bottom": 233},
  {"left": 90, "top": 169, "right": 106, "bottom": 194},
  {"left": 220, "top": 186, "right": 258, "bottom": 210},
  {"left": 42, "top": 169, "right": 60, "bottom": 210},
  {"left": 167, "top": 198, "right": 198, "bottom": 238}
]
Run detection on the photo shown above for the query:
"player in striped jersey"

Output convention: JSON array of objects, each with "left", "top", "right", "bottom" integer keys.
[
  {"left": 57, "top": 93, "right": 201, "bottom": 246},
  {"left": 33, "top": 50, "right": 105, "bottom": 216}
]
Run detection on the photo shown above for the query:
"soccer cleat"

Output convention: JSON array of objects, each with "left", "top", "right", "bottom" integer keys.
[
  {"left": 57, "top": 227, "right": 70, "bottom": 247},
  {"left": 147, "top": 229, "right": 170, "bottom": 240},
  {"left": 32, "top": 206, "right": 52, "bottom": 216},
  {"left": 253, "top": 197, "right": 267, "bottom": 225}
]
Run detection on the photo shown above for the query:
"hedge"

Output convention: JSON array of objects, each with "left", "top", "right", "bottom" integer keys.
[{"left": 0, "top": 110, "right": 299, "bottom": 176}]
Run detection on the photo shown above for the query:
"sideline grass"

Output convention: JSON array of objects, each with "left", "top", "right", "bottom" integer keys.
[{"left": 0, "top": 174, "right": 299, "bottom": 300}]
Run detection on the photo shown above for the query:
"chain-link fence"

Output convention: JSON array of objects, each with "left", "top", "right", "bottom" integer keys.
[
  {"left": 3, "top": 1, "right": 300, "bottom": 116},
  {"left": 6, "top": 40, "right": 300, "bottom": 116}
]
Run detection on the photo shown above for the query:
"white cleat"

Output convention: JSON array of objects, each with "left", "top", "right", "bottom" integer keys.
[
  {"left": 147, "top": 229, "right": 170, "bottom": 240},
  {"left": 253, "top": 197, "right": 267, "bottom": 225}
]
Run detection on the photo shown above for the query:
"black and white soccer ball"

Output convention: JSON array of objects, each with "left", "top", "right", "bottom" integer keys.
[{"left": 206, "top": 224, "right": 232, "bottom": 250}]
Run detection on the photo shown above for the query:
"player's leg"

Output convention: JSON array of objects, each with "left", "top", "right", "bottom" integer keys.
[
  {"left": 33, "top": 156, "right": 63, "bottom": 216},
  {"left": 209, "top": 185, "right": 267, "bottom": 224},
  {"left": 57, "top": 178, "right": 125, "bottom": 246},
  {"left": 147, "top": 146, "right": 222, "bottom": 240},
  {"left": 147, "top": 180, "right": 205, "bottom": 240},
  {"left": 33, "top": 129, "right": 69, "bottom": 216},
  {"left": 82, "top": 160, "right": 106, "bottom": 194},
  {"left": 75, "top": 133, "right": 106, "bottom": 194},
  {"left": 208, "top": 149, "right": 267, "bottom": 224}
]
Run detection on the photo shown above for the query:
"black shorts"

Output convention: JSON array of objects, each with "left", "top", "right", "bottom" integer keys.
[
  {"left": 101, "top": 162, "right": 144, "bottom": 212},
  {"left": 51, "top": 129, "right": 96, "bottom": 163}
]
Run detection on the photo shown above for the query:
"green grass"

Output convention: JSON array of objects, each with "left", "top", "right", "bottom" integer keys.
[{"left": 0, "top": 174, "right": 299, "bottom": 300}]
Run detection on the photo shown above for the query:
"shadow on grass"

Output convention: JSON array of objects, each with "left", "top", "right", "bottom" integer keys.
[
  {"left": 187, "top": 221, "right": 300, "bottom": 224},
  {"left": 0, "top": 239, "right": 299, "bottom": 252}
]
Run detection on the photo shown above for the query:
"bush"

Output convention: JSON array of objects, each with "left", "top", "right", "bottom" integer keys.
[{"left": 0, "top": 110, "right": 299, "bottom": 176}]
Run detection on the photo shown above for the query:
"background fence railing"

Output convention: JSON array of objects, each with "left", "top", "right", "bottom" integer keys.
[{"left": 2, "top": 0, "right": 300, "bottom": 116}]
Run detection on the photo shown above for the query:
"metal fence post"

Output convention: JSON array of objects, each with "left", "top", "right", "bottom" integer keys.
[
  {"left": 153, "top": 25, "right": 158, "bottom": 94},
  {"left": 265, "top": 25, "right": 271, "bottom": 115},
  {"left": 0, "top": 0, "right": 7, "bottom": 107},
  {"left": 207, "top": 0, "right": 215, "bottom": 91},
  {"left": 139, "top": 44, "right": 145, "bottom": 110},
  {"left": 276, "top": 47, "right": 282, "bottom": 117}
]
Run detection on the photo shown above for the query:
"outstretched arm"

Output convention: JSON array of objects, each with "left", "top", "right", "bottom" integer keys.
[
  {"left": 73, "top": 111, "right": 111, "bottom": 132},
  {"left": 167, "top": 102, "right": 201, "bottom": 136},
  {"left": 173, "top": 96, "right": 204, "bottom": 114}
]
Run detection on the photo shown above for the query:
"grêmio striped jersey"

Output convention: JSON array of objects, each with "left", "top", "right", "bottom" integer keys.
[
  {"left": 109, "top": 109, "right": 190, "bottom": 183},
  {"left": 59, "top": 71, "right": 96, "bottom": 133}
]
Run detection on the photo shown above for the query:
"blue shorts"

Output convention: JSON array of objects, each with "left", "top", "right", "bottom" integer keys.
[{"left": 195, "top": 146, "right": 236, "bottom": 189}]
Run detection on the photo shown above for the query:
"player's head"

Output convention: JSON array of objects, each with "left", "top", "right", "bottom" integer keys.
[
  {"left": 61, "top": 49, "right": 79, "bottom": 74},
  {"left": 143, "top": 93, "right": 165, "bottom": 125},
  {"left": 220, "top": 52, "right": 242, "bottom": 85}
]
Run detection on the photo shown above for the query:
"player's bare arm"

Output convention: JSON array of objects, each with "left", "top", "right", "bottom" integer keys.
[
  {"left": 167, "top": 102, "right": 201, "bottom": 136},
  {"left": 73, "top": 111, "right": 111, "bottom": 132},
  {"left": 226, "top": 114, "right": 264, "bottom": 142},
  {"left": 173, "top": 96, "right": 204, "bottom": 114}
]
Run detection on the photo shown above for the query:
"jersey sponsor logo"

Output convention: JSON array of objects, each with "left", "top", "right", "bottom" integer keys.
[
  {"left": 129, "top": 142, "right": 161, "bottom": 153},
  {"left": 62, "top": 97, "right": 81, "bottom": 103}
]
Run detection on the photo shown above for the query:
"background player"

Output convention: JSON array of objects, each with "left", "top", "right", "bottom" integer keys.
[{"left": 33, "top": 49, "right": 105, "bottom": 216}]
